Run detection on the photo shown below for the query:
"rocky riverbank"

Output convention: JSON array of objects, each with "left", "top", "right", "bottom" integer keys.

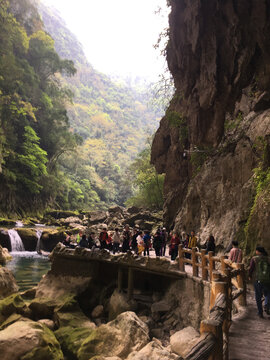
[{"left": 0, "top": 207, "right": 163, "bottom": 253}]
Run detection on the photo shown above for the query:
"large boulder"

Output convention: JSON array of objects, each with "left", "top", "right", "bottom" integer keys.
[
  {"left": 88, "top": 211, "right": 108, "bottom": 225},
  {"left": 0, "top": 246, "right": 12, "bottom": 265},
  {"left": 0, "top": 268, "right": 18, "bottom": 299},
  {"left": 170, "top": 326, "right": 200, "bottom": 358},
  {"left": 77, "top": 312, "right": 149, "bottom": 360},
  {"left": 0, "top": 230, "right": 11, "bottom": 252},
  {"left": 40, "top": 229, "right": 66, "bottom": 252},
  {"left": 0, "top": 318, "right": 63, "bottom": 360},
  {"left": 15, "top": 228, "right": 38, "bottom": 251},
  {"left": 127, "top": 339, "right": 180, "bottom": 360},
  {"left": 44, "top": 210, "right": 81, "bottom": 220}
]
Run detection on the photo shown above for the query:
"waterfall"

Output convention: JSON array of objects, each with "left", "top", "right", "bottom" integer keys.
[
  {"left": 36, "top": 230, "right": 43, "bottom": 254},
  {"left": 8, "top": 229, "right": 25, "bottom": 252}
]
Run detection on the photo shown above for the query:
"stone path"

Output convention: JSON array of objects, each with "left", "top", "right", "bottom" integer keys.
[{"left": 229, "top": 289, "right": 270, "bottom": 360}]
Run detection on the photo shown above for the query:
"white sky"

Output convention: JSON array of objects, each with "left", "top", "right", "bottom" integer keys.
[{"left": 42, "top": 0, "right": 169, "bottom": 81}]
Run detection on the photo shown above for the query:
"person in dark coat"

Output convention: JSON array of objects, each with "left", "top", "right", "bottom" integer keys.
[
  {"left": 122, "top": 225, "right": 131, "bottom": 252},
  {"left": 205, "top": 235, "right": 216, "bottom": 254},
  {"left": 79, "top": 234, "right": 89, "bottom": 248}
]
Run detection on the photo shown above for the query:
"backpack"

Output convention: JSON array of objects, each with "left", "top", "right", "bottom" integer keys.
[{"left": 255, "top": 256, "right": 270, "bottom": 285}]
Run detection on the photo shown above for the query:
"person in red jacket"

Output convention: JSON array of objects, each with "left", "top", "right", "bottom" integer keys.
[
  {"left": 170, "top": 232, "right": 180, "bottom": 261},
  {"left": 99, "top": 227, "right": 108, "bottom": 249}
]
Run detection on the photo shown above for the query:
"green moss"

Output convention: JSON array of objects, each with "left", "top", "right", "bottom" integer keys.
[
  {"left": 0, "top": 294, "right": 26, "bottom": 323},
  {"left": 21, "top": 324, "right": 64, "bottom": 360},
  {"left": 55, "top": 326, "right": 93, "bottom": 359},
  {"left": 224, "top": 111, "right": 243, "bottom": 131}
]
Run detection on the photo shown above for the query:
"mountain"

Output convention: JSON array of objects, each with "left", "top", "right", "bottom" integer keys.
[{"left": 38, "top": 1, "right": 163, "bottom": 209}]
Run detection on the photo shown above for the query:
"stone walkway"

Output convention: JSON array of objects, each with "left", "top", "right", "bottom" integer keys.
[{"left": 229, "top": 289, "right": 270, "bottom": 360}]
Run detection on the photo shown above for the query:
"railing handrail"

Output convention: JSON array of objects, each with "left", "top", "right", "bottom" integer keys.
[{"left": 178, "top": 245, "right": 247, "bottom": 360}]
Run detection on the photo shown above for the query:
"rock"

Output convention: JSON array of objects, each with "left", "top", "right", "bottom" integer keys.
[
  {"left": 108, "top": 290, "right": 137, "bottom": 321},
  {"left": 40, "top": 229, "right": 66, "bottom": 252},
  {"left": 88, "top": 211, "right": 108, "bottom": 225},
  {"left": 0, "top": 246, "right": 12, "bottom": 265},
  {"left": 44, "top": 210, "right": 80, "bottom": 219},
  {"left": 15, "top": 228, "right": 38, "bottom": 251},
  {"left": 170, "top": 326, "right": 200, "bottom": 357},
  {"left": 20, "top": 287, "right": 37, "bottom": 300},
  {"left": 91, "top": 305, "right": 104, "bottom": 318},
  {"left": 61, "top": 216, "right": 82, "bottom": 225},
  {"left": 0, "top": 230, "right": 11, "bottom": 252},
  {"left": 0, "top": 318, "right": 63, "bottom": 360},
  {"left": 126, "top": 339, "right": 180, "bottom": 360},
  {"left": 0, "top": 294, "right": 28, "bottom": 324},
  {"left": 77, "top": 312, "right": 149, "bottom": 360},
  {"left": 150, "top": 328, "right": 164, "bottom": 339},
  {"left": 0, "top": 269, "right": 18, "bottom": 300},
  {"left": 151, "top": 300, "right": 171, "bottom": 314},
  {"left": 37, "top": 318, "right": 55, "bottom": 330},
  {"left": 0, "top": 219, "right": 17, "bottom": 227}
]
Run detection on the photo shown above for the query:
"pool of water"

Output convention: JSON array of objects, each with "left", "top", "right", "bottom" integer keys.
[{"left": 6, "top": 252, "right": 51, "bottom": 291}]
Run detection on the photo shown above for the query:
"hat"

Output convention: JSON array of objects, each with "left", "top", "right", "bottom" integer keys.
[{"left": 256, "top": 246, "right": 267, "bottom": 255}]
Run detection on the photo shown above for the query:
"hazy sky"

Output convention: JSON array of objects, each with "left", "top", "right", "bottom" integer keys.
[{"left": 42, "top": 0, "right": 169, "bottom": 80}]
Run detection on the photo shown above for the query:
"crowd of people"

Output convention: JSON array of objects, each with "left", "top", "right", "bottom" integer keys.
[{"left": 62, "top": 225, "right": 270, "bottom": 319}]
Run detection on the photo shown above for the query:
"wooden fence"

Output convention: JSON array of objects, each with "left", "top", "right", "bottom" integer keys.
[{"left": 178, "top": 245, "right": 247, "bottom": 360}]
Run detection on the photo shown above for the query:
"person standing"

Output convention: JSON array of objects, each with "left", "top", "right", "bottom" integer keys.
[
  {"left": 131, "top": 228, "right": 138, "bottom": 253},
  {"left": 170, "top": 232, "right": 180, "bottom": 261},
  {"left": 205, "top": 235, "right": 216, "bottom": 254},
  {"left": 228, "top": 241, "right": 242, "bottom": 263},
  {"left": 79, "top": 234, "right": 89, "bottom": 248},
  {"left": 99, "top": 227, "right": 108, "bottom": 249},
  {"left": 153, "top": 230, "right": 162, "bottom": 257},
  {"left": 143, "top": 230, "right": 151, "bottom": 256},
  {"left": 249, "top": 246, "right": 270, "bottom": 318},
  {"left": 188, "top": 231, "right": 197, "bottom": 249},
  {"left": 112, "top": 228, "right": 121, "bottom": 254},
  {"left": 136, "top": 231, "right": 144, "bottom": 256},
  {"left": 161, "top": 227, "right": 168, "bottom": 256},
  {"left": 122, "top": 225, "right": 131, "bottom": 252}
]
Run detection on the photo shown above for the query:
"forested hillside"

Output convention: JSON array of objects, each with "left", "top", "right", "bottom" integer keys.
[
  {"left": 39, "top": 2, "right": 163, "bottom": 209},
  {"left": 0, "top": 0, "right": 163, "bottom": 215}
]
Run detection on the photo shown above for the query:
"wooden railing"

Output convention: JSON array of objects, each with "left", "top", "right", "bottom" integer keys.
[{"left": 178, "top": 245, "right": 247, "bottom": 360}]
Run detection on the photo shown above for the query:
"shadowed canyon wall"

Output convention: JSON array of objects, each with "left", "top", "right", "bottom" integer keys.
[{"left": 152, "top": 0, "right": 270, "bottom": 254}]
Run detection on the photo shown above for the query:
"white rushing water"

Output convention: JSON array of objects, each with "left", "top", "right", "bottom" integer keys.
[
  {"left": 36, "top": 229, "right": 43, "bottom": 254},
  {"left": 8, "top": 229, "right": 25, "bottom": 252}
]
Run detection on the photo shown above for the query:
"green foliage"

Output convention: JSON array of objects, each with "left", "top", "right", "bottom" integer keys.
[
  {"left": 126, "top": 140, "right": 165, "bottom": 209},
  {"left": 224, "top": 111, "right": 243, "bottom": 131},
  {"left": 166, "top": 110, "right": 188, "bottom": 143},
  {"left": 190, "top": 148, "right": 211, "bottom": 177}
]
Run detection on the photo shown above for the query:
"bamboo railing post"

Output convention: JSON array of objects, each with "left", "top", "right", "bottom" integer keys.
[
  {"left": 200, "top": 319, "right": 223, "bottom": 360},
  {"left": 236, "top": 263, "right": 247, "bottom": 306},
  {"left": 220, "top": 255, "right": 227, "bottom": 274},
  {"left": 178, "top": 244, "right": 185, "bottom": 272},
  {"left": 210, "top": 272, "right": 222, "bottom": 308},
  {"left": 208, "top": 251, "right": 214, "bottom": 280},
  {"left": 192, "top": 247, "right": 198, "bottom": 277},
  {"left": 201, "top": 249, "right": 207, "bottom": 280}
]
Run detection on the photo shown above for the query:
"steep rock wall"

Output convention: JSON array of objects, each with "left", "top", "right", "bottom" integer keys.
[{"left": 152, "top": 0, "right": 270, "bottom": 253}]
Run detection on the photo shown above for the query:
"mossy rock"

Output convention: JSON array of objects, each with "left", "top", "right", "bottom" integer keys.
[
  {"left": 0, "top": 293, "right": 27, "bottom": 324},
  {"left": 56, "top": 310, "right": 96, "bottom": 329},
  {"left": 16, "top": 228, "right": 38, "bottom": 251},
  {"left": 55, "top": 326, "right": 93, "bottom": 359},
  {"left": 0, "top": 319, "right": 63, "bottom": 360},
  {"left": 0, "top": 313, "right": 22, "bottom": 330},
  {"left": 0, "top": 229, "right": 11, "bottom": 251},
  {"left": 44, "top": 210, "right": 80, "bottom": 220},
  {"left": 40, "top": 229, "right": 66, "bottom": 252},
  {"left": 0, "top": 218, "right": 17, "bottom": 227}
]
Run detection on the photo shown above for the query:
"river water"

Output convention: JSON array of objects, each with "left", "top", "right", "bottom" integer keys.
[{"left": 6, "top": 252, "right": 51, "bottom": 291}]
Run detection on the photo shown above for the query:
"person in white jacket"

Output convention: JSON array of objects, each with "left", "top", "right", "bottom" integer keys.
[{"left": 112, "top": 228, "right": 121, "bottom": 254}]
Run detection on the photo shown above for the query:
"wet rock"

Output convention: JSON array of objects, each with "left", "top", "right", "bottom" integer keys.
[
  {"left": 0, "top": 230, "right": 11, "bottom": 252},
  {"left": 0, "top": 219, "right": 17, "bottom": 227},
  {"left": 170, "top": 326, "right": 200, "bottom": 357},
  {"left": 0, "top": 268, "right": 18, "bottom": 299},
  {"left": 40, "top": 229, "right": 66, "bottom": 252},
  {"left": 126, "top": 338, "right": 180, "bottom": 360},
  {"left": 15, "top": 228, "right": 38, "bottom": 251},
  {"left": 0, "top": 318, "right": 63, "bottom": 360},
  {"left": 0, "top": 246, "right": 12, "bottom": 265}
]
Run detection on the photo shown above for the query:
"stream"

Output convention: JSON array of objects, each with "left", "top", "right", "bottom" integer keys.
[{"left": 6, "top": 251, "right": 51, "bottom": 291}]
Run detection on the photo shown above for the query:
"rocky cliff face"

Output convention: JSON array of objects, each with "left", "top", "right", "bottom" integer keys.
[{"left": 152, "top": 0, "right": 270, "bottom": 254}]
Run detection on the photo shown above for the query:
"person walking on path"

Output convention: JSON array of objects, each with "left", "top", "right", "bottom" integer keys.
[
  {"left": 136, "top": 231, "right": 144, "bottom": 256},
  {"left": 228, "top": 240, "right": 242, "bottom": 263},
  {"left": 153, "top": 230, "right": 162, "bottom": 257},
  {"left": 249, "top": 246, "right": 270, "bottom": 318},
  {"left": 205, "top": 235, "right": 216, "bottom": 254},
  {"left": 161, "top": 228, "right": 168, "bottom": 256},
  {"left": 131, "top": 228, "right": 138, "bottom": 253}
]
